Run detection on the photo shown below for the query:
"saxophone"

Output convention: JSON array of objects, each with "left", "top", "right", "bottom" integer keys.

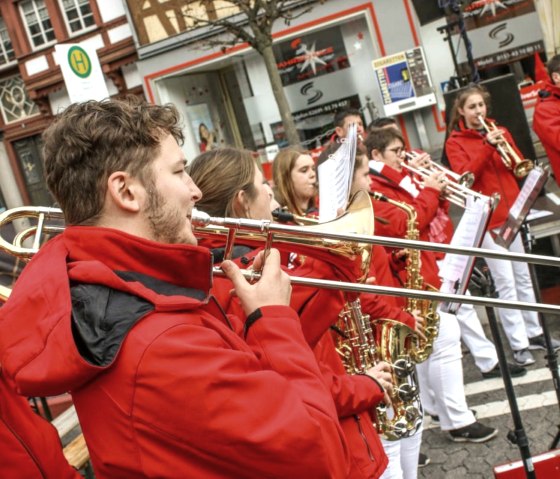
[
  {"left": 334, "top": 192, "right": 428, "bottom": 440},
  {"left": 334, "top": 297, "right": 423, "bottom": 440},
  {"left": 371, "top": 192, "right": 440, "bottom": 363}
]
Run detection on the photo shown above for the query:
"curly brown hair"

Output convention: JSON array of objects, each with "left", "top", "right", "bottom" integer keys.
[{"left": 42, "top": 96, "right": 184, "bottom": 225}]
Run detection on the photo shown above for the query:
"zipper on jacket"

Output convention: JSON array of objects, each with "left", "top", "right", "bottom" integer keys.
[
  {"left": 355, "top": 414, "right": 375, "bottom": 462},
  {"left": 1, "top": 415, "right": 47, "bottom": 478}
]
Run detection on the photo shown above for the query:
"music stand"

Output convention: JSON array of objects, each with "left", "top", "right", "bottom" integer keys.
[
  {"left": 520, "top": 222, "right": 560, "bottom": 450},
  {"left": 472, "top": 266, "right": 536, "bottom": 479}
]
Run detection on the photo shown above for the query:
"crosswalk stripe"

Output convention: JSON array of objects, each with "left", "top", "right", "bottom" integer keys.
[
  {"left": 425, "top": 367, "right": 559, "bottom": 429},
  {"left": 464, "top": 367, "right": 555, "bottom": 396}
]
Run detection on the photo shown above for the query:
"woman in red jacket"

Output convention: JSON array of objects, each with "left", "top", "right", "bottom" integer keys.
[
  {"left": 189, "top": 147, "right": 413, "bottom": 479},
  {"left": 445, "top": 84, "right": 560, "bottom": 365}
]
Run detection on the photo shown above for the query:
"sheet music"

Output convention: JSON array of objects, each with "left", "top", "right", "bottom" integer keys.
[
  {"left": 509, "top": 168, "right": 541, "bottom": 218},
  {"left": 495, "top": 166, "right": 549, "bottom": 248},
  {"left": 439, "top": 195, "right": 493, "bottom": 313},
  {"left": 318, "top": 124, "right": 357, "bottom": 222},
  {"left": 439, "top": 195, "right": 491, "bottom": 281}
]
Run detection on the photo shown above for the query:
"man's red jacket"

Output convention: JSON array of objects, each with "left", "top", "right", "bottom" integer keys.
[
  {"left": 533, "top": 81, "right": 560, "bottom": 185},
  {"left": 0, "top": 227, "right": 349, "bottom": 479}
]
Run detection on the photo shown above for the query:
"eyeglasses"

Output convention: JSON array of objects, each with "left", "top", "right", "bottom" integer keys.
[{"left": 386, "top": 146, "right": 404, "bottom": 156}]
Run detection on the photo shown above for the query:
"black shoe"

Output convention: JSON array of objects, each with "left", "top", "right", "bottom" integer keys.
[
  {"left": 449, "top": 421, "right": 498, "bottom": 443},
  {"left": 429, "top": 408, "right": 477, "bottom": 426},
  {"left": 528, "top": 334, "right": 560, "bottom": 351},
  {"left": 482, "top": 362, "right": 527, "bottom": 379},
  {"left": 418, "top": 452, "right": 430, "bottom": 468}
]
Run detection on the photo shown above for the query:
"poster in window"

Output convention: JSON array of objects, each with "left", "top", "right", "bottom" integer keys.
[
  {"left": 186, "top": 103, "right": 218, "bottom": 153},
  {"left": 273, "top": 25, "right": 350, "bottom": 87}
]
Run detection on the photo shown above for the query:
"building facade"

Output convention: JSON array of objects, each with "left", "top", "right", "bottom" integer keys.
[
  {"left": 0, "top": 0, "right": 141, "bottom": 212},
  {"left": 0, "top": 0, "right": 554, "bottom": 210},
  {"left": 124, "top": 0, "right": 549, "bottom": 166}
]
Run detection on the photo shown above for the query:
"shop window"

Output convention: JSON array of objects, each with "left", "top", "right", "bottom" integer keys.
[
  {"left": 0, "top": 75, "right": 39, "bottom": 124},
  {"left": 19, "top": 0, "right": 56, "bottom": 49},
  {"left": 13, "top": 135, "right": 53, "bottom": 206},
  {"left": 60, "top": 0, "right": 95, "bottom": 35},
  {"left": 0, "top": 17, "right": 16, "bottom": 67}
]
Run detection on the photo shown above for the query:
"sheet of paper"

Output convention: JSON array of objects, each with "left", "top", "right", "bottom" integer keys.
[{"left": 318, "top": 124, "right": 357, "bottom": 222}]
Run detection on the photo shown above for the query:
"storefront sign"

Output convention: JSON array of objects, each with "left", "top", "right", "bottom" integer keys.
[
  {"left": 270, "top": 95, "right": 361, "bottom": 146},
  {"left": 447, "top": 0, "right": 544, "bottom": 72},
  {"left": 371, "top": 47, "right": 437, "bottom": 116},
  {"left": 55, "top": 44, "right": 109, "bottom": 103},
  {"left": 273, "top": 25, "right": 350, "bottom": 86}
]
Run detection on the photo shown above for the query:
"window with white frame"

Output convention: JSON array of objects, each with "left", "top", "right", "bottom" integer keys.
[
  {"left": 0, "top": 75, "right": 39, "bottom": 124},
  {"left": 20, "top": 0, "right": 56, "bottom": 49},
  {"left": 60, "top": 0, "right": 94, "bottom": 34},
  {"left": 0, "top": 17, "right": 15, "bottom": 67}
]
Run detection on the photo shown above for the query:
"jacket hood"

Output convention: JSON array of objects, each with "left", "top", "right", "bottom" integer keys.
[
  {"left": 0, "top": 227, "right": 213, "bottom": 396},
  {"left": 540, "top": 81, "right": 560, "bottom": 99}
]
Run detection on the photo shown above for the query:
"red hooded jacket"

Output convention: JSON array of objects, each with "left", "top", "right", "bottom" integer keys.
[
  {"left": 0, "top": 227, "right": 350, "bottom": 479},
  {"left": 445, "top": 119, "right": 521, "bottom": 230},
  {"left": 533, "top": 82, "right": 560, "bottom": 184}
]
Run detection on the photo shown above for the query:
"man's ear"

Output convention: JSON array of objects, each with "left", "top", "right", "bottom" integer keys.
[
  {"left": 106, "top": 171, "right": 142, "bottom": 213},
  {"left": 552, "top": 71, "right": 560, "bottom": 85},
  {"left": 335, "top": 125, "right": 344, "bottom": 139}
]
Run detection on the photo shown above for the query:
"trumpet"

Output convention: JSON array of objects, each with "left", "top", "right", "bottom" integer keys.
[
  {"left": 399, "top": 154, "right": 492, "bottom": 208},
  {"left": 477, "top": 115, "right": 534, "bottom": 178},
  {"left": 405, "top": 152, "right": 474, "bottom": 188}
]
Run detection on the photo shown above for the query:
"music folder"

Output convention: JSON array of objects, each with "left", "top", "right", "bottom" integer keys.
[{"left": 495, "top": 166, "right": 549, "bottom": 249}]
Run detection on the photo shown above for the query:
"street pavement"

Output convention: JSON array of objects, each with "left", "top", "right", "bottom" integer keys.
[{"left": 418, "top": 305, "right": 560, "bottom": 479}]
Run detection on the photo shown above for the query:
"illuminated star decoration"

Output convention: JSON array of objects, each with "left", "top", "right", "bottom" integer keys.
[
  {"left": 296, "top": 42, "right": 327, "bottom": 75},
  {"left": 479, "top": 0, "right": 507, "bottom": 17}
]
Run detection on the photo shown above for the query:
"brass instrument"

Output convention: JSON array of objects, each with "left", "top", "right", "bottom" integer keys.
[
  {"left": 405, "top": 151, "right": 475, "bottom": 188},
  {"left": 400, "top": 155, "right": 493, "bottom": 208},
  {"left": 370, "top": 192, "right": 439, "bottom": 363},
  {"left": 271, "top": 207, "right": 319, "bottom": 226},
  {"left": 477, "top": 115, "right": 534, "bottom": 178},
  {"left": 3, "top": 203, "right": 560, "bottom": 313}
]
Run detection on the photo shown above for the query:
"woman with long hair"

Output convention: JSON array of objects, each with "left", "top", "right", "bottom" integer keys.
[
  {"left": 445, "top": 83, "right": 560, "bottom": 365},
  {"left": 189, "top": 147, "right": 404, "bottom": 479},
  {"left": 272, "top": 148, "right": 317, "bottom": 216}
]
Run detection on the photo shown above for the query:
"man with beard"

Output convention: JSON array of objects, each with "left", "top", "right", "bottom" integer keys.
[{"left": 0, "top": 97, "right": 350, "bottom": 478}]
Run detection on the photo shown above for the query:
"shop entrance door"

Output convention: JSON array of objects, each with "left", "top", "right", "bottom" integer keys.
[{"left": 182, "top": 65, "right": 257, "bottom": 155}]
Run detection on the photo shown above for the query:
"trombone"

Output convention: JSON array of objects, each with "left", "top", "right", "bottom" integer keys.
[
  {"left": 2, "top": 198, "right": 560, "bottom": 315},
  {"left": 477, "top": 115, "right": 534, "bottom": 178},
  {"left": 400, "top": 154, "right": 492, "bottom": 208}
]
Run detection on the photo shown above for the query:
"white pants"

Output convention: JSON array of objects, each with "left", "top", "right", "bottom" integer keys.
[
  {"left": 416, "top": 311, "right": 476, "bottom": 430},
  {"left": 481, "top": 232, "right": 542, "bottom": 351},
  {"left": 380, "top": 425, "right": 423, "bottom": 479},
  {"left": 456, "top": 299, "right": 498, "bottom": 373}
]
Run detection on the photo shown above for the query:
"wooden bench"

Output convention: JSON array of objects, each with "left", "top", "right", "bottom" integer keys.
[
  {"left": 0, "top": 284, "right": 11, "bottom": 301},
  {"left": 63, "top": 433, "right": 93, "bottom": 477},
  {"left": 53, "top": 404, "right": 92, "bottom": 478}
]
